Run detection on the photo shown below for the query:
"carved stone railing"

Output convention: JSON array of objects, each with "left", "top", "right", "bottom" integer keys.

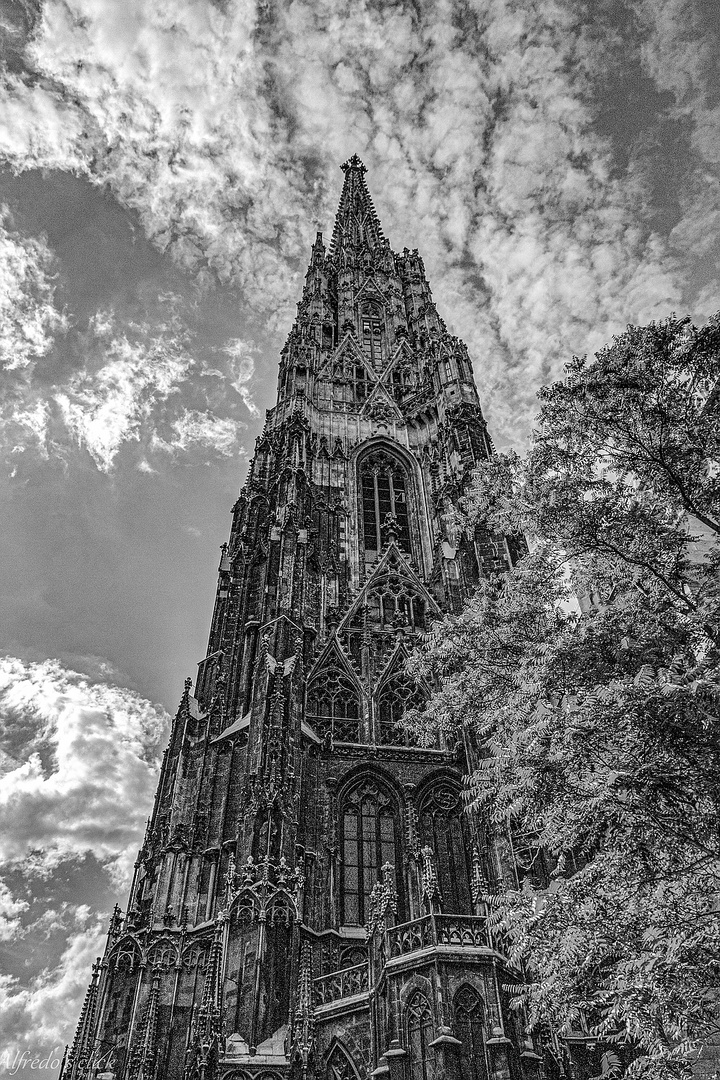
[
  {"left": 386, "top": 915, "right": 432, "bottom": 957},
  {"left": 385, "top": 914, "right": 487, "bottom": 958},
  {"left": 313, "top": 963, "right": 369, "bottom": 1005},
  {"left": 434, "top": 914, "right": 487, "bottom": 948}
]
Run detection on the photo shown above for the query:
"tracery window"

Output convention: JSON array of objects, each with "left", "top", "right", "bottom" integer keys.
[
  {"left": 327, "top": 1044, "right": 359, "bottom": 1080},
  {"left": 392, "top": 362, "right": 413, "bottom": 401},
  {"left": 360, "top": 452, "right": 412, "bottom": 561},
  {"left": 306, "top": 668, "right": 361, "bottom": 742},
  {"left": 147, "top": 941, "right": 178, "bottom": 969},
  {"left": 182, "top": 944, "right": 208, "bottom": 972},
  {"left": 454, "top": 987, "right": 488, "bottom": 1080},
  {"left": 407, "top": 991, "right": 435, "bottom": 1080},
  {"left": 322, "top": 324, "right": 335, "bottom": 351},
  {"left": 111, "top": 942, "right": 140, "bottom": 974},
  {"left": 330, "top": 355, "right": 368, "bottom": 403},
  {"left": 339, "top": 945, "right": 367, "bottom": 969},
  {"left": 376, "top": 666, "right": 427, "bottom": 747},
  {"left": 418, "top": 784, "right": 472, "bottom": 912},
  {"left": 341, "top": 780, "right": 401, "bottom": 926},
  {"left": 367, "top": 574, "right": 426, "bottom": 631}
]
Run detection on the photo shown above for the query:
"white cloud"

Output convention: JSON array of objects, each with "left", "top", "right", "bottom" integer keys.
[
  {"left": 0, "top": 305, "right": 255, "bottom": 471},
  {"left": 0, "top": 73, "right": 89, "bottom": 176},
  {"left": 164, "top": 408, "right": 246, "bottom": 458},
  {"left": 0, "top": 0, "right": 704, "bottom": 443},
  {"left": 6, "top": 400, "right": 51, "bottom": 465},
  {"left": 0, "top": 656, "right": 167, "bottom": 875},
  {"left": 0, "top": 657, "right": 169, "bottom": 1055},
  {"left": 222, "top": 338, "right": 259, "bottom": 414},
  {"left": 4, "top": 0, "right": 311, "bottom": 325},
  {"left": 0, "top": 208, "right": 68, "bottom": 372},
  {"left": 0, "top": 879, "right": 28, "bottom": 942},
  {"left": 0, "top": 292, "right": 261, "bottom": 471},
  {"left": 55, "top": 324, "right": 193, "bottom": 471},
  {"left": 0, "top": 913, "right": 106, "bottom": 1057}
]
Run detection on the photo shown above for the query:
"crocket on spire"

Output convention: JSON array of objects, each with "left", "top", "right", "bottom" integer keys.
[{"left": 330, "top": 154, "right": 386, "bottom": 256}]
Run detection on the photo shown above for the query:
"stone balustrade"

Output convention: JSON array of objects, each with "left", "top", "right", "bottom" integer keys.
[
  {"left": 385, "top": 913, "right": 488, "bottom": 958},
  {"left": 313, "top": 962, "right": 369, "bottom": 1005}
]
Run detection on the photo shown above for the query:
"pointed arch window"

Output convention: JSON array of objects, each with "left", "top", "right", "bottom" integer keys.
[
  {"left": 367, "top": 574, "right": 427, "bottom": 631},
  {"left": 392, "top": 361, "right": 414, "bottom": 401},
  {"left": 339, "top": 945, "right": 367, "bottom": 969},
  {"left": 418, "top": 784, "right": 472, "bottom": 912},
  {"left": 327, "top": 1043, "right": 359, "bottom": 1080},
  {"left": 341, "top": 780, "right": 401, "bottom": 926},
  {"left": 454, "top": 986, "right": 488, "bottom": 1080},
  {"left": 360, "top": 452, "right": 412, "bottom": 562},
  {"left": 354, "top": 362, "right": 368, "bottom": 401},
  {"left": 407, "top": 991, "right": 435, "bottom": 1080},
  {"left": 306, "top": 668, "right": 361, "bottom": 742},
  {"left": 376, "top": 666, "right": 429, "bottom": 747},
  {"left": 331, "top": 354, "right": 368, "bottom": 404}
]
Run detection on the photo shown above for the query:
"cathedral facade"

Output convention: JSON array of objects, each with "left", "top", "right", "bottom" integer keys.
[{"left": 63, "top": 157, "right": 540, "bottom": 1080}]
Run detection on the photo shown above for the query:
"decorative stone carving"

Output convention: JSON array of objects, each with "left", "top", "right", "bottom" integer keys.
[{"left": 65, "top": 156, "right": 531, "bottom": 1080}]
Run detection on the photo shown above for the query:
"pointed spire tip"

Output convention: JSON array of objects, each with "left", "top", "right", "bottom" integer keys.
[
  {"left": 331, "top": 155, "right": 384, "bottom": 255},
  {"left": 341, "top": 153, "right": 366, "bottom": 174}
]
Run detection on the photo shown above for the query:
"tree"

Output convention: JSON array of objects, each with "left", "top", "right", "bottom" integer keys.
[{"left": 409, "top": 315, "right": 720, "bottom": 1078}]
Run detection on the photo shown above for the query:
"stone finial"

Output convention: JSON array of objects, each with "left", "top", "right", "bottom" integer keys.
[
  {"left": 341, "top": 153, "right": 367, "bottom": 173},
  {"left": 365, "top": 863, "right": 398, "bottom": 936},
  {"left": 381, "top": 512, "right": 400, "bottom": 545}
]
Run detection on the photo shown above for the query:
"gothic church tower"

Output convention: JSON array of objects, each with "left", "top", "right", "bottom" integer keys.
[{"left": 64, "top": 157, "right": 537, "bottom": 1080}]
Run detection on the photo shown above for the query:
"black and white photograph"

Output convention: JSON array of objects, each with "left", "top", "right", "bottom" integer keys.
[{"left": 0, "top": 1, "right": 718, "bottom": 1079}]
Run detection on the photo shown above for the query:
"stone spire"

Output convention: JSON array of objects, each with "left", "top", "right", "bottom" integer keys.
[
  {"left": 62, "top": 959, "right": 101, "bottom": 1080},
  {"left": 291, "top": 941, "right": 315, "bottom": 1079},
  {"left": 184, "top": 921, "right": 224, "bottom": 1080},
  {"left": 128, "top": 969, "right": 161, "bottom": 1080},
  {"left": 329, "top": 154, "right": 386, "bottom": 256}
]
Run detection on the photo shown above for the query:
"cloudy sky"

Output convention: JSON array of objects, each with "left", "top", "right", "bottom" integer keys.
[{"left": 0, "top": 0, "right": 718, "bottom": 1065}]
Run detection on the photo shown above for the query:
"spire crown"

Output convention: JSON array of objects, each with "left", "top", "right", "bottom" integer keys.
[
  {"left": 341, "top": 153, "right": 367, "bottom": 174},
  {"left": 330, "top": 154, "right": 385, "bottom": 257}
]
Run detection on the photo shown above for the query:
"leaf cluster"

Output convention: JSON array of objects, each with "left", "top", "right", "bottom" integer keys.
[{"left": 410, "top": 315, "right": 720, "bottom": 1078}]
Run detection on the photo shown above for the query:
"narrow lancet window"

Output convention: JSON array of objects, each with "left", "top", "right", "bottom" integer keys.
[
  {"left": 407, "top": 991, "right": 435, "bottom": 1080},
  {"left": 454, "top": 987, "right": 488, "bottom": 1080},
  {"left": 306, "top": 668, "right": 361, "bottom": 742},
  {"left": 419, "top": 785, "right": 472, "bottom": 912},
  {"left": 340, "top": 780, "right": 400, "bottom": 926},
  {"left": 360, "top": 453, "right": 412, "bottom": 562}
]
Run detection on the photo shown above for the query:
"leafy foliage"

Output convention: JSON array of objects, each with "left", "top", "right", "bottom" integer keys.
[{"left": 410, "top": 315, "right": 720, "bottom": 1078}]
